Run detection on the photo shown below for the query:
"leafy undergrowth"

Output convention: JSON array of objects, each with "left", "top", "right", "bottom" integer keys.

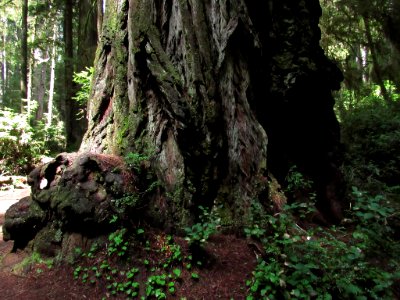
[
  {"left": 0, "top": 108, "right": 64, "bottom": 175},
  {"left": 63, "top": 190, "right": 400, "bottom": 300},
  {"left": 71, "top": 229, "right": 256, "bottom": 299},
  {"left": 245, "top": 203, "right": 400, "bottom": 299}
]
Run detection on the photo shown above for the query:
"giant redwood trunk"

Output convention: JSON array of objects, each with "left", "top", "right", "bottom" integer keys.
[
  {"left": 4, "top": 0, "right": 345, "bottom": 252},
  {"left": 81, "top": 0, "right": 344, "bottom": 226}
]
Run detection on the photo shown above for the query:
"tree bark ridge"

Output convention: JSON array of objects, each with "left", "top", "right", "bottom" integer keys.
[{"left": 81, "top": 0, "right": 344, "bottom": 226}]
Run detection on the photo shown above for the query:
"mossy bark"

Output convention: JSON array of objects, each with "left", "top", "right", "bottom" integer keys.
[{"left": 81, "top": 0, "right": 344, "bottom": 228}]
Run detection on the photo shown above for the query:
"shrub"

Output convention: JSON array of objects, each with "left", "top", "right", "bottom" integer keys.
[
  {"left": 72, "top": 67, "right": 94, "bottom": 119},
  {"left": 338, "top": 82, "right": 400, "bottom": 190},
  {"left": 245, "top": 200, "right": 400, "bottom": 299},
  {"left": 0, "top": 108, "right": 65, "bottom": 174}
]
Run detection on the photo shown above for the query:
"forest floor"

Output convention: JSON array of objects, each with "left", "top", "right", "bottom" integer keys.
[
  {"left": 0, "top": 187, "right": 104, "bottom": 299},
  {"left": 0, "top": 187, "right": 257, "bottom": 299}
]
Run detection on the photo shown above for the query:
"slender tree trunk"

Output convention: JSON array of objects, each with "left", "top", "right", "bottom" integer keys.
[
  {"left": 69, "top": 0, "right": 99, "bottom": 145},
  {"left": 47, "top": 25, "right": 57, "bottom": 128},
  {"left": 2, "top": 45, "right": 6, "bottom": 100},
  {"left": 0, "top": 33, "right": 5, "bottom": 104},
  {"left": 27, "top": 19, "right": 38, "bottom": 117},
  {"left": 363, "top": 14, "right": 391, "bottom": 104},
  {"left": 360, "top": 45, "right": 369, "bottom": 83},
  {"left": 0, "top": 19, "right": 7, "bottom": 104},
  {"left": 64, "top": 0, "right": 74, "bottom": 147},
  {"left": 35, "top": 51, "right": 48, "bottom": 121},
  {"left": 20, "top": 0, "right": 28, "bottom": 113},
  {"left": 385, "top": 0, "right": 400, "bottom": 53},
  {"left": 78, "top": 0, "right": 98, "bottom": 66},
  {"left": 97, "top": 0, "right": 103, "bottom": 40}
]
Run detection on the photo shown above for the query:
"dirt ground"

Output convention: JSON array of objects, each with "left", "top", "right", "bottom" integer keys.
[{"left": 0, "top": 188, "right": 257, "bottom": 299}]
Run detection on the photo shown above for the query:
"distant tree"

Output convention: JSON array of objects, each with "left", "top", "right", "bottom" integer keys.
[
  {"left": 385, "top": 0, "right": 400, "bottom": 52},
  {"left": 63, "top": 0, "right": 74, "bottom": 148},
  {"left": 320, "top": 0, "right": 400, "bottom": 96},
  {"left": 20, "top": 0, "right": 28, "bottom": 112},
  {"left": 96, "top": 0, "right": 103, "bottom": 39},
  {"left": 69, "top": 0, "right": 100, "bottom": 148}
]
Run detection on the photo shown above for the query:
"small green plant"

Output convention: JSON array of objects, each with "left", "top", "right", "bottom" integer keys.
[
  {"left": 146, "top": 274, "right": 169, "bottom": 299},
  {"left": 244, "top": 224, "right": 266, "bottom": 240},
  {"left": 110, "top": 151, "right": 159, "bottom": 223},
  {"left": 111, "top": 193, "right": 140, "bottom": 216},
  {"left": 349, "top": 186, "right": 398, "bottom": 258},
  {"left": 285, "top": 165, "right": 312, "bottom": 193},
  {"left": 184, "top": 206, "right": 220, "bottom": 248},
  {"left": 72, "top": 66, "right": 94, "bottom": 119},
  {"left": 16, "top": 251, "right": 54, "bottom": 274},
  {"left": 72, "top": 228, "right": 197, "bottom": 299},
  {"left": 283, "top": 166, "right": 317, "bottom": 219},
  {"left": 124, "top": 152, "right": 149, "bottom": 173},
  {"left": 350, "top": 186, "right": 393, "bottom": 225},
  {"left": 108, "top": 229, "right": 129, "bottom": 257},
  {"left": 111, "top": 160, "right": 159, "bottom": 224}
]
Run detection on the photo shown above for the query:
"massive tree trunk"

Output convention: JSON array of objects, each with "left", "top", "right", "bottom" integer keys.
[
  {"left": 4, "top": 0, "right": 345, "bottom": 252},
  {"left": 80, "top": 0, "right": 344, "bottom": 226}
]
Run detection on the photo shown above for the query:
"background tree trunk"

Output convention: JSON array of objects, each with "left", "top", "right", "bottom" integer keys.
[
  {"left": 0, "top": 32, "right": 5, "bottom": 103},
  {"left": 70, "top": 0, "right": 100, "bottom": 146},
  {"left": 363, "top": 14, "right": 391, "bottom": 104},
  {"left": 35, "top": 51, "right": 48, "bottom": 121},
  {"left": 97, "top": 0, "right": 104, "bottom": 39},
  {"left": 81, "top": 0, "right": 345, "bottom": 227},
  {"left": 20, "top": 0, "right": 28, "bottom": 113},
  {"left": 78, "top": 0, "right": 98, "bottom": 67},
  {"left": 63, "top": 0, "right": 75, "bottom": 148},
  {"left": 47, "top": 25, "right": 57, "bottom": 128},
  {"left": 385, "top": 0, "right": 400, "bottom": 53}
]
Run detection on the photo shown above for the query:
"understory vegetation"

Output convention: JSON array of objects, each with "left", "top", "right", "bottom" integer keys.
[
  {"left": 1, "top": 82, "right": 400, "bottom": 299},
  {"left": 64, "top": 81, "right": 400, "bottom": 299},
  {"left": 0, "top": 107, "right": 65, "bottom": 175},
  {"left": 243, "top": 83, "right": 400, "bottom": 299}
]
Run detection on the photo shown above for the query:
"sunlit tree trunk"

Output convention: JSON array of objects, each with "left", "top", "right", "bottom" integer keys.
[
  {"left": 47, "top": 24, "right": 57, "bottom": 128},
  {"left": 0, "top": 31, "right": 5, "bottom": 103},
  {"left": 363, "top": 14, "right": 391, "bottom": 104},
  {"left": 0, "top": 16, "right": 7, "bottom": 104},
  {"left": 97, "top": 0, "right": 104, "bottom": 40},
  {"left": 35, "top": 50, "right": 48, "bottom": 121},
  {"left": 20, "top": 0, "right": 28, "bottom": 113},
  {"left": 27, "top": 18, "right": 39, "bottom": 117}
]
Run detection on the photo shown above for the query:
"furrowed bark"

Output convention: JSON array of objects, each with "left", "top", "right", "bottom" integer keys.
[{"left": 81, "top": 0, "right": 344, "bottom": 227}]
